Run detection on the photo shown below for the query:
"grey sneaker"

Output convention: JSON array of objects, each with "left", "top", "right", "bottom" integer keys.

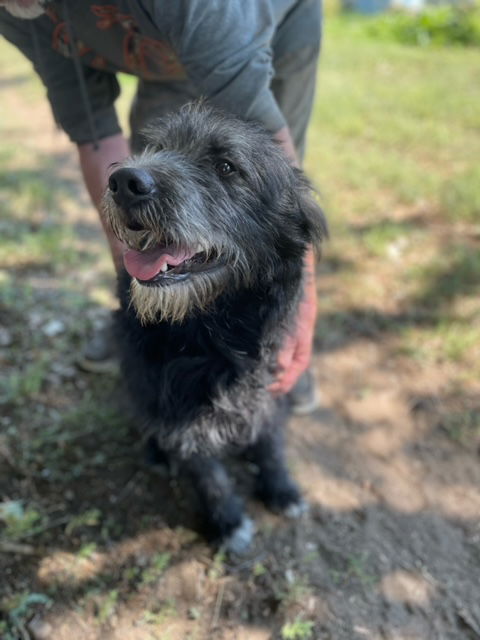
[
  {"left": 77, "top": 317, "right": 119, "bottom": 374},
  {"left": 288, "top": 369, "right": 320, "bottom": 415}
]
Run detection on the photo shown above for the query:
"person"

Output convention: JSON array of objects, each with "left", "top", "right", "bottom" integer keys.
[{"left": 0, "top": 0, "right": 322, "bottom": 412}]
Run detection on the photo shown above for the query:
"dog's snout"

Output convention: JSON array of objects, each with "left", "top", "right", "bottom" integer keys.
[{"left": 108, "top": 168, "right": 156, "bottom": 208}]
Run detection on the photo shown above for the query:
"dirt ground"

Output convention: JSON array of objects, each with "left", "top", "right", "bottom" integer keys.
[{"left": 1, "top": 42, "right": 480, "bottom": 640}]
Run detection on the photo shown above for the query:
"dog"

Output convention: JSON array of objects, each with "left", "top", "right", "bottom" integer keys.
[{"left": 103, "top": 103, "right": 327, "bottom": 553}]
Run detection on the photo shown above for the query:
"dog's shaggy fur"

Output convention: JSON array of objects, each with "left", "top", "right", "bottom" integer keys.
[{"left": 103, "top": 103, "right": 327, "bottom": 552}]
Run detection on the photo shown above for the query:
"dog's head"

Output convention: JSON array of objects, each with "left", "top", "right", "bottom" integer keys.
[{"left": 103, "top": 102, "right": 327, "bottom": 324}]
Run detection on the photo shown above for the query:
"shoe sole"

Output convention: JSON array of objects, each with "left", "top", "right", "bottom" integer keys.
[
  {"left": 290, "top": 390, "right": 321, "bottom": 416},
  {"left": 76, "top": 357, "right": 119, "bottom": 375}
]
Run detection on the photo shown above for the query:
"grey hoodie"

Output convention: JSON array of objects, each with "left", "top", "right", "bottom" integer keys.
[{"left": 0, "top": 0, "right": 320, "bottom": 145}]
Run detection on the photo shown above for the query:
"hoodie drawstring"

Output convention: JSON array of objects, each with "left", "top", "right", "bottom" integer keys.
[{"left": 62, "top": 0, "right": 99, "bottom": 150}]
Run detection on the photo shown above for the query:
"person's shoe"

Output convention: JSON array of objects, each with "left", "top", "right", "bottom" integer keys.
[
  {"left": 288, "top": 369, "right": 320, "bottom": 415},
  {"left": 77, "top": 318, "right": 119, "bottom": 374}
]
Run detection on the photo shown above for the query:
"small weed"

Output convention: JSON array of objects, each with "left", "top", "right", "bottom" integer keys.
[
  {"left": 0, "top": 500, "right": 42, "bottom": 540},
  {"left": 440, "top": 323, "right": 480, "bottom": 363},
  {"left": 0, "top": 357, "right": 50, "bottom": 405},
  {"left": 188, "top": 606, "right": 202, "bottom": 620},
  {"left": 122, "top": 565, "right": 141, "bottom": 583},
  {"left": 96, "top": 589, "right": 118, "bottom": 625},
  {"left": 0, "top": 274, "right": 34, "bottom": 311},
  {"left": 346, "top": 553, "right": 376, "bottom": 587},
  {"left": 141, "top": 552, "right": 171, "bottom": 585},
  {"left": 441, "top": 409, "right": 480, "bottom": 445},
  {"left": 330, "top": 553, "right": 376, "bottom": 587},
  {"left": 65, "top": 509, "right": 102, "bottom": 536},
  {"left": 142, "top": 599, "right": 178, "bottom": 624},
  {"left": 253, "top": 561, "right": 267, "bottom": 577},
  {"left": 77, "top": 542, "right": 98, "bottom": 559},
  {"left": 358, "top": 220, "right": 414, "bottom": 257},
  {"left": 1, "top": 592, "right": 52, "bottom": 638},
  {"left": 303, "top": 550, "right": 319, "bottom": 564},
  {"left": 277, "top": 574, "right": 312, "bottom": 608},
  {"left": 0, "top": 621, "right": 10, "bottom": 640},
  {"left": 208, "top": 549, "right": 226, "bottom": 580},
  {"left": 281, "top": 617, "right": 315, "bottom": 640}
]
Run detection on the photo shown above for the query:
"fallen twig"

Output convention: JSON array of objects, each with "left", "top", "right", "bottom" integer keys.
[
  {"left": 210, "top": 580, "right": 226, "bottom": 630},
  {"left": 0, "top": 540, "right": 38, "bottom": 555}
]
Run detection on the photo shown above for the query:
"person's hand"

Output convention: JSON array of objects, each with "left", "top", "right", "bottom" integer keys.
[{"left": 269, "top": 248, "right": 317, "bottom": 395}]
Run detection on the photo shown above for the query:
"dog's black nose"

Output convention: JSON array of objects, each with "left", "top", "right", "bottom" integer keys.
[{"left": 108, "top": 168, "right": 156, "bottom": 208}]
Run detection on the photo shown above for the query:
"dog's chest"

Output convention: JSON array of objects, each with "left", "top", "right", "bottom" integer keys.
[{"left": 119, "top": 306, "right": 278, "bottom": 451}]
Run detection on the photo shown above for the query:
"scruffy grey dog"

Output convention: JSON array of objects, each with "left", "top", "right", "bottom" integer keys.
[{"left": 103, "top": 103, "right": 327, "bottom": 553}]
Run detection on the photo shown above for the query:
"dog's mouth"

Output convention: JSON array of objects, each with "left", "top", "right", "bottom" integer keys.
[{"left": 123, "top": 243, "right": 223, "bottom": 286}]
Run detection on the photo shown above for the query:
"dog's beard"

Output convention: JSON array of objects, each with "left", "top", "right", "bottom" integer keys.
[
  {"left": 2, "top": 0, "right": 47, "bottom": 18},
  {"left": 103, "top": 190, "right": 255, "bottom": 324},
  {"left": 130, "top": 269, "right": 231, "bottom": 324}
]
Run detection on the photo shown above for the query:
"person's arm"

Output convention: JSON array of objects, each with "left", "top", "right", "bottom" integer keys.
[
  {"left": 77, "top": 134, "right": 130, "bottom": 274},
  {"left": 269, "top": 245, "right": 317, "bottom": 395},
  {"left": 268, "top": 127, "right": 317, "bottom": 395}
]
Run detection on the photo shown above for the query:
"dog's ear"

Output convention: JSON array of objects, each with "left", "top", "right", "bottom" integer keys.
[{"left": 294, "top": 169, "right": 328, "bottom": 249}]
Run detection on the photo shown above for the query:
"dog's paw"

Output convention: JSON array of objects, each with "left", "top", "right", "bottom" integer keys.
[
  {"left": 257, "top": 481, "right": 305, "bottom": 516},
  {"left": 222, "top": 516, "right": 256, "bottom": 555},
  {"left": 282, "top": 499, "right": 310, "bottom": 519}
]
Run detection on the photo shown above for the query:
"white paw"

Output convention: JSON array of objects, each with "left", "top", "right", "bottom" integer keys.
[
  {"left": 283, "top": 500, "right": 309, "bottom": 520},
  {"left": 223, "top": 516, "right": 256, "bottom": 554}
]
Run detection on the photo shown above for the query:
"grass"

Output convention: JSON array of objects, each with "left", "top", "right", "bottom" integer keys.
[
  {"left": 356, "top": 219, "right": 419, "bottom": 257},
  {"left": 364, "top": 5, "right": 480, "bottom": 48},
  {"left": 305, "top": 13, "right": 480, "bottom": 381},
  {"left": 307, "top": 16, "right": 480, "bottom": 218},
  {"left": 140, "top": 552, "right": 171, "bottom": 586},
  {"left": 281, "top": 617, "right": 315, "bottom": 640},
  {"left": 0, "top": 592, "right": 52, "bottom": 640},
  {"left": 441, "top": 408, "right": 480, "bottom": 445},
  {"left": 0, "top": 501, "right": 42, "bottom": 540}
]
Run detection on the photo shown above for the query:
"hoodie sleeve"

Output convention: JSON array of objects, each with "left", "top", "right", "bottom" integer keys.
[
  {"left": 0, "top": 10, "right": 121, "bottom": 145},
  {"left": 155, "top": 0, "right": 287, "bottom": 134}
]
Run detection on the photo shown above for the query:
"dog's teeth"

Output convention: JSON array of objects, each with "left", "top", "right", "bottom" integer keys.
[
  {"left": 195, "top": 243, "right": 203, "bottom": 254},
  {"left": 160, "top": 263, "right": 168, "bottom": 273}
]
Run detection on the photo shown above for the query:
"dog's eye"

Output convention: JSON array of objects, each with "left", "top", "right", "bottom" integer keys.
[{"left": 216, "top": 161, "right": 236, "bottom": 177}]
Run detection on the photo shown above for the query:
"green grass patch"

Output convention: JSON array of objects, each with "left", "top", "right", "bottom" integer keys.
[
  {"left": 439, "top": 322, "right": 480, "bottom": 363},
  {"left": 398, "top": 319, "right": 480, "bottom": 370},
  {"left": 0, "top": 592, "right": 52, "bottom": 640},
  {"left": 409, "top": 244, "right": 480, "bottom": 307},
  {"left": 357, "top": 219, "right": 417, "bottom": 257},
  {"left": 282, "top": 618, "right": 315, "bottom": 640},
  {"left": 0, "top": 357, "right": 50, "bottom": 406},
  {"left": 366, "top": 5, "right": 480, "bottom": 48},
  {"left": 440, "top": 407, "right": 480, "bottom": 445},
  {"left": 307, "top": 16, "right": 480, "bottom": 220},
  {"left": 141, "top": 552, "right": 171, "bottom": 586},
  {"left": 0, "top": 501, "right": 42, "bottom": 540},
  {"left": 0, "top": 225, "right": 76, "bottom": 269},
  {"left": 441, "top": 166, "right": 480, "bottom": 222}
]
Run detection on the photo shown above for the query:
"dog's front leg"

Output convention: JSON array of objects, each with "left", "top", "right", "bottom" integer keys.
[
  {"left": 245, "top": 402, "right": 308, "bottom": 519},
  {"left": 181, "top": 455, "right": 255, "bottom": 554}
]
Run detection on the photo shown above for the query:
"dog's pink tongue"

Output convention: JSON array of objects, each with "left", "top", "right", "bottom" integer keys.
[{"left": 123, "top": 246, "right": 193, "bottom": 281}]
